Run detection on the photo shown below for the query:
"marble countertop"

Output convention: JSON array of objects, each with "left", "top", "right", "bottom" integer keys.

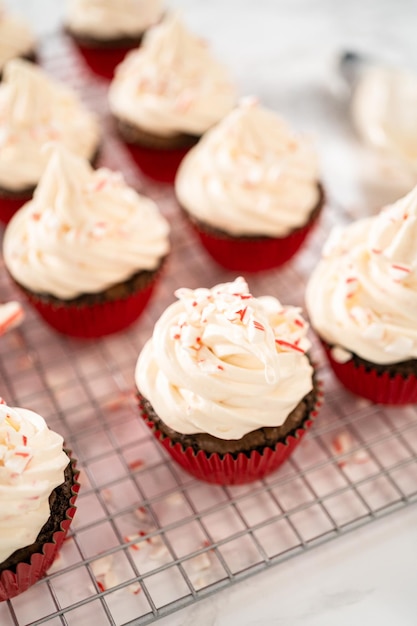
[{"left": 4, "top": 0, "right": 417, "bottom": 624}]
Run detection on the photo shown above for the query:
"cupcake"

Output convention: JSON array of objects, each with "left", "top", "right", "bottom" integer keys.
[
  {"left": 175, "top": 98, "right": 324, "bottom": 272},
  {"left": 0, "top": 59, "right": 100, "bottom": 224},
  {"left": 306, "top": 185, "right": 417, "bottom": 404},
  {"left": 0, "top": 399, "right": 79, "bottom": 601},
  {"left": 135, "top": 277, "right": 321, "bottom": 485},
  {"left": 3, "top": 145, "right": 170, "bottom": 338},
  {"left": 0, "top": 1, "right": 36, "bottom": 80},
  {"left": 65, "top": 0, "right": 164, "bottom": 80},
  {"left": 108, "top": 14, "right": 236, "bottom": 184}
]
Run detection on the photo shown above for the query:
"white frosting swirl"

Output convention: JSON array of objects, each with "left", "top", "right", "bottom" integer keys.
[
  {"left": 175, "top": 98, "right": 320, "bottom": 236},
  {"left": 0, "top": 401, "right": 70, "bottom": 563},
  {"left": 108, "top": 14, "right": 236, "bottom": 138},
  {"left": 0, "top": 3, "right": 35, "bottom": 71},
  {"left": 66, "top": 0, "right": 164, "bottom": 40},
  {"left": 0, "top": 59, "right": 100, "bottom": 191},
  {"left": 3, "top": 145, "right": 170, "bottom": 299},
  {"left": 306, "top": 185, "right": 417, "bottom": 364},
  {"left": 136, "top": 277, "right": 313, "bottom": 440},
  {"left": 352, "top": 65, "right": 417, "bottom": 171}
]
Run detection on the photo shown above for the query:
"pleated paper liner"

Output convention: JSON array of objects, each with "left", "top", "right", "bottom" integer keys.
[
  {"left": 67, "top": 32, "right": 143, "bottom": 80},
  {"left": 138, "top": 390, "right": 323, "bottom": 486},
  {"left": 12, "top": 265, "right": 165, "bottom": 339},
  {"left": 180, "top": 185, "right": 324, "bottom": 273},
  {"left": 322, "top": 341, "right": 417, "bottom": 405},
  {"left": 0, "top": 452, "right": 80, "bottom": 602},
  {"left": 123, "top": 141, "right": 194, "bottom": 184},
  {"left": 0, "top": 192, "right": 32, "bottom": 225}
]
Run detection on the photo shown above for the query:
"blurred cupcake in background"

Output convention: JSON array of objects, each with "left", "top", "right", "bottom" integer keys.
[
  {"left": 306, "top": 184, "right": 417, "bottom": 404},
  {"left": 108, "top": 14, "right": 236, "bottom": 184},
  {"left": 136, "top": 277, "right": 321, "bottom": 485},
  {"left": 0, "top": 59, "right": 100, "bottom": 224},
  {"left": 175, "top": 98, "right": 324, "bottom": 272},
  {"left": 0, "top": 399, "right": 79, "bottom": 601},
  {"left": 65, "top": 0, "right": 164, "bottom": 80},
  {"left": 3, "top": 144, "right": 170, "bottom": 338},
  {"left": 0, "top": 1, "right": 36, "bottom": 80}
]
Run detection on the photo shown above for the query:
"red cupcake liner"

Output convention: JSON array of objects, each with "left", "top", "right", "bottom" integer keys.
[
  {"left": 19, "top": 276, "right": 159, "bottom": 339},
  {"left": 0, "top": 453, "right": 80, "bottom": 602},
  {"left": 139, "top": 394, "right": 322, "bottom": 485},
  {"left": 322, "top": 342, "right": 417, "bottom": 405},
  {"left": 0, "top": 194, "right": 32, "bottom": 225},
  {"left": 71, "top": 42, "right": 136, "bottom": 80},
  {"left": 123, "top": 141, "right": 193, "bottom": 184},
  {"left": 185, "top": 211, "right": 320, "bottom": 273}
]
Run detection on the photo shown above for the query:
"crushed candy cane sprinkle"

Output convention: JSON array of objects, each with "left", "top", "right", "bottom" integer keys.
[
  {"left": 0, "top": 402, "right": 34, "bottom": 473},
  {"left": 169, "top": 277, "right": 310, "bottom": 384},
  {"left": 0, "top": 300, "right": 24, "bottom": 336}
]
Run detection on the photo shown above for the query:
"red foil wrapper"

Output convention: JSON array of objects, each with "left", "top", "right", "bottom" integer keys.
[
  {"left": 0, "top": 194, "right": 31, "bottom": 225},
  {"left": 323, "top": 342, "right": 417, "bottom": 405},
  {"left": 185, "top": 212, "right": 320, "bottom": 273},
  {"left": 20, "top": 277, "right": 159, "bottom": 338},
  {"left": 70, "top": 41, "right": 136, "bottom": 80},
  {"left": 0, "top": 453, "right": 80, "bottom": 602},
  {"left": 139, "top": 397, "right": 321, "bottom": 485},
  {"left": 123, "top": 141, "right": 194, "bottom": 184}
]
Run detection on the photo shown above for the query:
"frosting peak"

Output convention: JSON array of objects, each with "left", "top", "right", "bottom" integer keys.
[
  {"left": 2, "top": 59, "right": 52, "bottom": 127},
  {"left": 108, "top": 14, "right": 236, "bottom": 138},
  {"left": 368, "top": 185, "right": 417, "bottom": 272},
  {"left": 175, "top": 99, "right": 320, "bottom": 236},
  {"left": 136, "top": 277, "right": 313, "bottom": 439},
  {"left": 306, "top": 184, "right": 417, "bottom": 364},
  {"left": 3, "top": 145, "right": 170, "bottom": 299},
  {"left": 0, "top": 4, "right": 35, "bottom": 71},
  {"left": 0, "top": 400, "right": 69, "bottom": 562},
  {"left": 0, "top": 59, "right": 99, "bottom": 191}
]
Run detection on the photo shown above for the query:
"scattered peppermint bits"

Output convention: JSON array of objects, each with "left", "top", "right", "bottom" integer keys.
[
  {"left": 389, "top": 263, "right": 412, "bottom": 282},
  {"left": 0, "top": 404, "right": 36, "bottom": 474},
  {"left": 128, "top": 458, "right": 145, "bottom": 471},
  {"left": 89, "top": 221, "right": 108, "bottom": 240},
  {"left": 331, "top": 431, "right": 370, "bottom": 468},
  {"left": 0, "top": 301, "right": 24, "bottom": 336},
  {"left": 168, "top": 278, "right": 311, "bottom": 387}
]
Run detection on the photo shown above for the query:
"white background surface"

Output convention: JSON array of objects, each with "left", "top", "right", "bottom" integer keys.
[{"left": 4, "top": 1, "right": 417, "bottom": 624}]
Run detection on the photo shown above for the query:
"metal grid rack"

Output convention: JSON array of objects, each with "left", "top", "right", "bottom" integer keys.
[{"left": 0, "top": 33, "right": 416, "bottom": 626}]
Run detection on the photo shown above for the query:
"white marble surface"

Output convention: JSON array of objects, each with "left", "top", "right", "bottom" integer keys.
[
  {"left": 3, "top": 1, "right": 417, "bottom": 624},
  {"left": 158, "top": 505, "right": 417, "bottom": 626}
]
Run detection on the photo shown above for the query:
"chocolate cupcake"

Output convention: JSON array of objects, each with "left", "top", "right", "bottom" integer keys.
[
  {"left": 175, "top": 98, "right": 324, "bottom": 272},
  {"left": 108, "top": 14, "right": 236, "bottom": 183},
  {"left": 0, "top": 400, "right": 79, "bottom": 601},
  {"left": 3, "top": 145, "right": 170, "bottom": 338},
  {"left": 0, "top": 59, "right": 100, "bottom": 224},
  {"left": 306, "top": 184, "right": 417, "bottom": 404},
  {"left": 136, "top": 277, "right": 321, "bottom": 485},
  {"left": 65, "top": 0, "right": 164, "bottom": 79}
]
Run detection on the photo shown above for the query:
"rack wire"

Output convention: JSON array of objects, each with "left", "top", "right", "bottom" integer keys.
[{"left": 0, "top": 33, "right": 416, "bottom": 626}]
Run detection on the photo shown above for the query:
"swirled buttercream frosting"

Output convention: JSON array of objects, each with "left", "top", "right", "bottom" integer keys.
[
  {"left": 0, "top": 400, "right": 70, "bottom": 563},
  {"left": 108, "top": 14, "right": 236, "bottom": 138},
  {"left": 0, "top": 2, "right": 35, "bottom": 71},
  {"left": 306, "top": 185, "right": 417, "bottom": 364},
  {"left": 136, "top": 277, "right": 313, "bottom": 439},
  {"left": 175, "top": 98, "right": 320, "bottom": 236},
  {"left": 3, "top": 145, "right": 170, "bottom": 299},
  {"left": 66, "top": 0, "right": 164, "bottom": 40},
  {"left": 0, "top": 59, "right": 99, "bottom": 191}
]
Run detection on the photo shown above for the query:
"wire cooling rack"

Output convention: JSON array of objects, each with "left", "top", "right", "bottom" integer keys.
[{"left": 0, "top": 33, "right": 416, "bottom": 626}]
